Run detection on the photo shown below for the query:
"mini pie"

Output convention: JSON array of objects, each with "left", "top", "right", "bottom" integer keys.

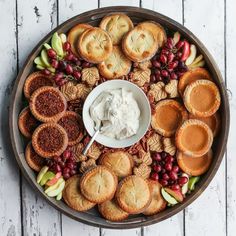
[
  {"left": 122, "top": 25, "right": 158, "bottom": 62},
  {"left": 80, "top": 166, "right": 118, "bottom": 203},
  {"left": 98, "top": 199, "right": 129, "bottom": 221},
  {"left": 25, "top": 142, "right": 45, "bottom": 172},
  {"left": 81, "top": 67, "right": 100, "bottom": 87},
  {"left": 30, "top": 86, "right": 67, "bottom": 122},
  {"left": 99, "top": 14, "right": 134, "bottom": 45},
  {"left": 63, "top": 175, "right": 96, "bottom": 211},
  {"left": 32, "top": 123, "right": 68, "bottom": 158},
  {"left": 78, "top": 27, "right": 113, "bottom": 63},
  {"left": 98, "top": 46, "right": 132, "bottom": 79},
  {"left": 18, "top": 106, "right": 39, "bottom": 138},
  {"left": 175, "top": 119, "right": 213, "bottom": 157},
  {"left": 58, "top": 111, "right": 84, "bottom": 146},
  {"left": 67, "top": 23, "right": 92, "bottom": 57},
  {"left": 143, "top": 180, "right": 166, "bottom": 216},
  {"left": 99, "top": 151, "right": 134, "bottom": 178},
  {"left": 116, "top": 175, "right": 151, "bottom": 214},
  {"left": 151, "top": 99, "right": 188, "bottom": 137},
  {"left": 183, "top": 80, "right": 221, "bottom": 117},
  {"left": 177, "top": 150, "right": 213, "bottom": 176},
  {"left": 24, "top": 71, "right": 54, "bottom": 99},
  {"left": 178, "top": 68, "right": 212, "bottom": 96}
]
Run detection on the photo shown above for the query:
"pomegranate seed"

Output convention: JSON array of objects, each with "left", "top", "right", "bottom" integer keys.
[
  {"left": 164, "top": 163, "right": 172, "bottom": 171},
  {"left": 63, "top": 42, "right": 71, "bottom": 51},
  {"left": 47, "top": 48, "right": 57, "bottom": 58},
  {"left": 151, "top": 173, "right": 159, "bottom": 181},
  {"left": 176, "top": 40, "right": 184, "bottom": 50},
  {"left": 59, "top": 60, "right": 67, "bottom": 71},
  {"left": 162, "top": 173, "right": 170, "bottom": 180},
  {"left": 170, "top": 72, "right": 178, "bottom": 80},
  {"left": 153, "top": 153, "right": 161, "bottom": 161},
  {"left": 178, "top": 176, "right": 188, "bottom": 186},
  {"left": 152, "top": 60, "right": 161, "bottom": 68},
  {"left": 65, "top": 53, "right": 74, "bottom": 61},
  {"left": 73, "top": 70, "right": 81, "bottom": 80},
  {"left": 169, "top": 171, "right": 178, "bottom": 180},
  {"left": 150, "top": 74, "right": 156, "bottom": 83},
  {"left": 63, "top": 150, "right": 71, "bottom": 160},
  {"left": 172, "top": 166, "right": 179, "bottom": 173},
  {"left": 65, "top": 64, "right": 73, "bottom": 74},
  {"left": 171, "top": 184, "right": 180, "bottom": 191},
  {"left": 153, "top": 165, "right": 162, "bottom": 173},
  {"left": 82, "top": 61, "right": 90, "bottom": 68},
  {"left": 42, "top": 69, "right": 51, "bottom": 75},
  {"left": 160, "top": 54, "right": 167, "bottom": 64},
  {"left": 161, "top": 70, "right": 169, "bottom": 77},
  {"left": 51, "top": 59, "right": 59, "bottom": 69},
  {"left": 159, "top": 179, "right": 168, "bottom": 186}
]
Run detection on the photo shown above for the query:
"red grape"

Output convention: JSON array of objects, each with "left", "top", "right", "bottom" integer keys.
[
  {"left": 47, "top": 49, "right": 57, "bottom": 58},
  {"left": 63, "top": 42, "right": 71, "bottom": 51}
]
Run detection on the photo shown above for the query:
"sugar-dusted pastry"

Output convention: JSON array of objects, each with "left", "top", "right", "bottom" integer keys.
[
  {"left": 183, "top": 80, "right": 221, "bottom": 117},
  {"left": 151, "top": 99, "right": 188, "bottom": 137},
  {"left": 130, "top": 68, "right": 151, "bottom": 87},
  {"left": 98, "top": 199, "right": 129, "bottom": 221},
  {"left": 18, "top": 106, "right": 39, "bottom": 138},
  {"left": 63, "top": 175, "right": 96, "bottom": 211},
  {"left": 80, "top": 166, "right": 118, "bottom": 203},
  {"left": 175, "top": 119, "right": 213, "bottom": 157},
  {"left": 133, "top": 163, "right": 151, "bottom": 179},
  {"left": 30, "top": 86, "right": 67, "bottom": 122},
  {"left": 24, "top": 71, "right": 54, "bottom": 99},
  {"left": 100, "top": 14, "right": 134, "bottom": 45},
  {"left": 98, "top": 46, "right": 132, "bottom": 79},
  {"left": 99, "top": 151, "right": 133, "bottom": 178},
  {"left": 32, "top": 123, "right": 68, "bottom": 158},
  {"left": 143, "top": 180, "right": 166, "bottom": 216},
  {"left": 122, "top": 25, "right": 158, "bottom": 62},
  {"left": 58, "top": 111, "right": 84, "bottom": 146},
  {"left": 78, "top": 27, "right": 113, "bottom": 63},
  {"left": 68, "top": 23, "right": 92, "bottom": 57},
  {"left": 81, "top": 67, "right": 100, "bottom": 87},
  {"left": 116, "top": 175, "right": 151, "bottom": 214}
]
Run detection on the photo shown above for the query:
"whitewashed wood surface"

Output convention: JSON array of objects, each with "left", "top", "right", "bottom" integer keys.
[{"left": 0, "top": 0, "right": 234, "bottom": 235}]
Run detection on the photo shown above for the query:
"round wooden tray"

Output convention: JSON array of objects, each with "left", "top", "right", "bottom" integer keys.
[{"left": 9, "top": 6, "right": 230, "bottom": 229}]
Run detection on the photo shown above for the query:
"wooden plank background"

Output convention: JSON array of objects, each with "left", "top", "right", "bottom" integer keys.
[{"left": 0, "top": 0, "right": 234, "bottom": 235}]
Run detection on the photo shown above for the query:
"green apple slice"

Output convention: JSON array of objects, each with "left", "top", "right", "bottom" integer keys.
[
  {"left": 41, "top": 49, "right": 51, "bottom": 67},
  {"left": 59, "top": 33, "right": 67, "bottom": 43},
  {"left": 51, "top": 32, "right": 64, "bottom": 57},
  {"left": 185, "top": 44, "right": 197, "bottom": 66},
  {"left": 45, "top": 178, "right": 64, "bottom": 194},
  {"left": 161, "top": 188, "right": 178, "bottom": 205},
  {"left": 34, "top": 56, "right": 46, "bottom": 67},
  {"left": 40, "top": 171, "right": 55, "bottom": 186},
  {"left": 188, "top": 176, "right": 200, "bottom": 191},
  {"left": 181, "top": 173, "right": 189, "bottom": 195},
  {"left": 36, "top": 166, "right": 49, "bottom": 184},
  {"left": 43, "top": 43, "right": 51, "bottom": 50},
  {"left": 46, "top": 180, "right": 65, "bottom": 197},
  {"left": 56, "top": 191, "right": 62, "bottom": 201},
  {"left": 36, "top": 65, "right": 45, "bottom": 70}
]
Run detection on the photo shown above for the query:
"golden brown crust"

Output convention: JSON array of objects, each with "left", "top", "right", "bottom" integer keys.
[
  {"left": 133, "top": 163, "right": 151, "bottom": 179},
  {"left": 81, "top": 67, "right": 100, "bottom": 87}
]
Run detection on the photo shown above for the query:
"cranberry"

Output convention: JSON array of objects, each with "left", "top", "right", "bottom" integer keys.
[
  {"left": 172, "top": 166, "right": 179, "bottom": 173},
  {"left": 63, "top": 150, "right": 71, "bottom": 160},
  {"left": 153, "top": 152, "right": 161, "bottom": 161},
  {"left": 178, "top": 176, "right": 188, "bottom": 186},
  {"left": 65, "top": 53, "right": 74, "bottom": 61},
  {"left": 65, "top": 64, "right": 73, "bottom": 74},
  {"left": 73, "top": 70, "right": 81, "bottom": 80},
  {"left": 63, "top": 42, "right": 71, "bottom": 51},
  {"left": 161, "top": 70, "right": 169, "bottom": 77},
  {"left": 170, "top": 72, "right": 178, "bottom": 80},
  {"left": 164, "top": 163, "right": 172, "bottom": 171},
  {"left": 150, "top": 74, "right": 156, "bottom": 83},
  {"left": 160, "top": 54, "right": 167, "bottom": 64},
  {"left": 162, "top": 173, "right": 170, "bottom": 180},
  {"left": 51, "top": 59, "right": 59, "bottom": 69},
  {"left": 42, "top": 69, "right": 51, "bottom": 75},
  {"left": 151, "top": 172, "right": 159, "bottom": 181},
  {"left": 153, "top": 164, "right": 162, "bottom": 173},
  {"left": 47, "top": 48, "right": 57, "bottom": 58},
  {"left": 171, "top": 184, "right": 180, "bottom": 191},
  {"left": 152, "top": 60, "right": 161, "bottom": 68},
  {"left": 169, "top": 171, "right": 178, "bottom": 180},
  {"left": 159, "top": 179, "right": 168, "bottom": 186},
  {"left": 82, "top": 61, "right": 90, "bottom": 68}
]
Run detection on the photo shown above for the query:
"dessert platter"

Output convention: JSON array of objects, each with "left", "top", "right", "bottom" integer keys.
[{"left": 10, "top": 7, "right": 229, "bottom": 228}]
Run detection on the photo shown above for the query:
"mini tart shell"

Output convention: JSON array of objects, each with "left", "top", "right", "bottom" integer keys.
[
  {"left": 58, "top": 111, "right": 84, "bottom": 146},
  {"left": 183, "top": 80, "right": 221, "bottom": 117},
  {"left": 116, "top": 175, "right": 151, "bottom": 214},
  {"left": 151, "top": 99, "right": 188, "bottom": 137},
  {"left": 24, "top": 71, "right": 54, "bottom": 99},
  {"left": 62, "top": 175, "right": 96, "bottom": 211},
  {"left": 177, "top": 150, "right": 213, "bottom": 176},
  {"left": 178, "top": 68, "right": 212, "bottom": 97},
  {"left": 18, "top": 106, "right": 39, "bottom": 138},
  {"left": 78, "top": 27, "right": 113, "bottom": 63},
  {"left": 25, "top": 142, "right": 45, "bottom": 172},
  {"left": 80, "top": 166, "right": 118, "bottom": 203},
  {"left": 67, "top": 23, "right": 92, "bottom": 57},
  {"left": 29, "top": 86, "right": 67, "bottom": 123},
  {"left": 98, "top": 46, "right": 132, "bottom": 79},
  {"left": 99, "top": 14, "right": 134, "bottom": 45},
  {"left": 32, "top": 123, "right": 68, "bottom": 158},
  {"left": 175, "top": 119, "right": 213, "bottom": 157},
  {"left": 98, "top": 199, "right": 129, "bottom": 221}
]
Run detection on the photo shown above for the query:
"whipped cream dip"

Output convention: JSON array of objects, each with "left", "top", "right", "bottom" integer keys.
[{"left": 89, "top": 88, "right": 140, "bottom": 140}]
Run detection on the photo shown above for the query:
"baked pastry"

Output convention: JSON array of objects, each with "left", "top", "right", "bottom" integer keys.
[
  {"left": 30, "top": 86, "right": 67, "bottom": 122},
  {"left": 177, "top": 150, "right": 213, "bottom": 176},
  {"left": 143, "top": 180, "right": 166, "bottom": 216},
  {"left": 70, "top": 143, "right": 87, "bottom": 162},
  {"left": 151, "top": 99, "right": 188, "bottom": 137},
  {"left": 63, "top": 175, "right": 96, "bottom": 211},
  {"left": 99, "top": 14, "right": 134, "bottom": 45},
  {"left": 81, "top": 67, "right": 100, "bottom": 87},
  {"left": 163, "top": 137, "right": 176, "bottom": 156},
  {"left": 175, "top": 119, "right": 213, "bottom": 157},
  {"left": 134, "top": 60, "right": 152, "bottom": 70},
  {"left": 25, "top": 142, "right": 45, "bottom": 172},
  {"left": 24, "top": 71, "right": 54, "bottom": 99},
  {"left": 99, "top": 151, "right": 134, "bottom": 178},
  {"left": 32, "top": 123, "right": 68, "bottom": 158},
  {"left": 78, "top": 27, "right": 113, "bottom": 63},
  {"left": 79, "top": 159, "right": 96, "bottom": 173},
  {"left": 148, "top": 82, "right": 168, "bottom": 102},
  {"left": 116, "top": 175, "right": 151, "bottom": 214},
  {"left": 86, "top": 143, "right": 101, "bottom": 160},
  {"left": 165, "top": 79, "right": 179, "bottom": 98},
  {"left": 147, "top": 133, "right": 163, "bottom": 152},
  {"left": 122, "top": 25, "right": 158, "bottom": 62},
  {"left": 80, "top": 166, "right": 118, "bottom": 203},
  {"left": 58, "top": 111, "right": 84, "bottom": 146},
  {"left": 183, "top": 80, "right": 221, "bottom": 117},
  {"left": 98, "top": 199, "right": 129, "bottom": 221},
  {"left": 133, "top": 163, "right": 151, "bottom": 179},
  {"left": 98, "top": 46, "right": 132, "bottom": 79},
  {"left": 76, "top": 83, "right": 91, "bottom": 100},
  {"left": 67, "top": 23, "right": 92, "bottom": 57},
  {"left": 130, "top": 68, "right": 151, "bottom": 87},
  {"left": 18, "top": 106, "right": 39, "bottom": 138}
]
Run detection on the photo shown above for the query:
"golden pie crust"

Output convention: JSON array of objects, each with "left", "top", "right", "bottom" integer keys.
[
  {"left": 177, "top": 150, "right": 213, "bottom": 176},
  {"left": 98, "top": 199, "right": 129, "bottom": 221},
  {"left": 99, "top": 14, "right": 134, "bottom": 45},
  {"left": 116, "top": 175, "right": 151, "bottom": 214},
  {"left": 151, "top": 99, "right": 188, "bottom": 137},
  {"left": 175, "top": 119, "right": 213, "bottom": 157},
  {"left": 133, "top": 163, "right": 151, "bottom": 179},
  {"left": 78, "top": 27, "right": 113, "bottom": 63},
  {"left": 79, "top": 159, "right": 97, "bottom": 173},
  {"left": 81, "top": 67, "right": 100, "bottom": 87},
  {"left": 143, "top": 180, "right": 166, "bottom": 216},
  {"left": 80, "top": 166, "right": 118, "bottom": 203},
  {"left": 98, "top": 46, "right": 132, "bottom": 79},
  {"left": 30, "top": 86, "right": 67, "bottom": 122},
  {"left": 130, "top": 68, "right": 151, "bottom": 87},
  {"left": 32, "top": 123, "right": 68, "bottom": 158},
  {"left": 63, "top": 175, "right": 96, "bottom": 211}
]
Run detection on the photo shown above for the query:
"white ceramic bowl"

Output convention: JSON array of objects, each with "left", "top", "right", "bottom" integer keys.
[{"left": 82, "top": 80, "right": 151, "bottom": 148}]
